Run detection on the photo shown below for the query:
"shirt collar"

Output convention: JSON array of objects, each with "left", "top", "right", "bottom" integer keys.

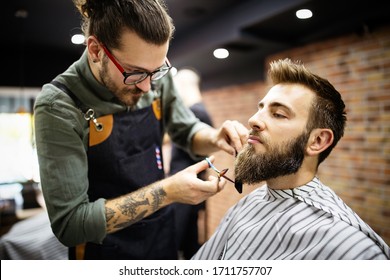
[{"left": 266, "top": 177, "right": 320, "bottom": 199}]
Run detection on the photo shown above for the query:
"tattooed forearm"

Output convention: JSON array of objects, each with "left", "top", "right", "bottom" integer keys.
[
  {"left": 151, "top": 186, "right": 167, "bottom": 211},
  {"left": 106, "top": 207, "right": 115, "bottom": 223},
  {"left": 105, "top": 183, "right": 169, "bottom": 234},
  {"left": 118, "top": 196, "right": 150, "bottom": 218},
  {"left": 114, "top": 210, "right": 148, "bottom": 229}
]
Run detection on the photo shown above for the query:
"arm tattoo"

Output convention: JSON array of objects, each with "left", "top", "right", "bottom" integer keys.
[
  {"left": 106, "top": 207, "right": 115, "bottom": 223},
  {"left": 106, "top": 184, "right": 168, "bottom": 232},
  {"left": 114, "top": 210, "right": 148, "bottom": 229},
  {"left": 118, "top": 196, "right": 150, "bottom": 219},
  {"left": 151, "top": 186, "right": 167, "bottom": 211}
]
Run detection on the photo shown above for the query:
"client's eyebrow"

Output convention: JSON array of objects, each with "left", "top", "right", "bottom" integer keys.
[{"left": 258, "top": 101, "right": 295, "bottom": 117}]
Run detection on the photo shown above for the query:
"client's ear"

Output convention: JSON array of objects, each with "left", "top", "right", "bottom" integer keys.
[{"left": 306, "top": 128, "right": 334, "bottom": 156}]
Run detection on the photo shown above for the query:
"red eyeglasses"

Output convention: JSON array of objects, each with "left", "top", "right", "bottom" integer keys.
[{"left": 101, "top": 45, "right": 172, "bottom": 85}]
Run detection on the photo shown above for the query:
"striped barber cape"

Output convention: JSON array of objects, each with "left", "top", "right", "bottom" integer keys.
[
  {"left": 0, "top": 210, "right": 67, "bottom": 260},
  {"left": 192, "top": 177, "right": 390, "bottom": 260}
]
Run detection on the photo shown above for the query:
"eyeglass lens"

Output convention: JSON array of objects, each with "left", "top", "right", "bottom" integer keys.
[{"left": 124, "top": 68, "right": 171, "bottom": 85}]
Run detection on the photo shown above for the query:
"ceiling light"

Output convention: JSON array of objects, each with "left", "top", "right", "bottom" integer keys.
[
  {"left": 71, "top": 34, "right": 85, "bottom": 45},
  {"left": 15, "top": 9, "right": 28, "bottom": 19},
  {"left": 296, "top": 9, "right": 313, "bottom": 19},
  {"left": 213, "top": 48, "right": 229, "bottom": 59}
]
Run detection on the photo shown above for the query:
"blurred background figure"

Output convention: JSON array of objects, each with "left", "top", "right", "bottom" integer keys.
[{"left": 169, "top": 68, "right": 214, "bottom": 259}]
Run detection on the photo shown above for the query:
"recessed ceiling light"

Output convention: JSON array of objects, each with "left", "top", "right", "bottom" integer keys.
[
  {"left": 15, "top": 9, "right": 28, "bottom": 19},
  {"left": 213, "top": 48, "right": 229, "bottom": 59},
  {"left": 71, "top": 34, "right": 85, "bottom": 45},
  {"left": 296, "top": 9, "right": 313, "bottom": 19}
]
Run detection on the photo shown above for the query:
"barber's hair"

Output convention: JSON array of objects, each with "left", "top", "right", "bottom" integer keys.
[
  {"left": 73, "top": 0, "right": 175, "bottom": 49},
  {"left": 269, "top": 58, "right": 347, "bottom": 165}
]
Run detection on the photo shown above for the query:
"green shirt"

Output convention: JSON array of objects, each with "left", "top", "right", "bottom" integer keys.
[{"left": 34, "top": 50, "right": 210, "bottom": 246}]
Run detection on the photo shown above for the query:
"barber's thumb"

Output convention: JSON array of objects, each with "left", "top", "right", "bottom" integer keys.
[
  {"left": 192, "top": 155, "right": 215, "bottom": 174},
  {"left": 221, "top": 143, "right": 237, "bottom": 156}
]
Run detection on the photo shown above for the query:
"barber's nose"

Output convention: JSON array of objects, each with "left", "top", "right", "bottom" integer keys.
[
  {"left": 248, "top": 111, "right": 266, "bottom": 131},
  {"left": 135, "top": 76, "right": 152, "bottom": 93}
]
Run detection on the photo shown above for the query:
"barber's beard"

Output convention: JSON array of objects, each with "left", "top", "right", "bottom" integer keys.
[
  {"left": 234, "top": 131, "right": 309, "bottom": 185},
  {"left": 99, "top": 61, "right": 144, "bottom": 107}
]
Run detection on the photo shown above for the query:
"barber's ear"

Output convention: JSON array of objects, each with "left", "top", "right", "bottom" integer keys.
[
  {"left": 306, "top": 128, "right": 334, "bottom": 156},
  {"left": 86, "top": 36, "right": 101, "bottom": 63}
]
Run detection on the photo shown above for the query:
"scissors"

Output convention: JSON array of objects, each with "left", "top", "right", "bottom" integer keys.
[{"left": 205, "top": 157, "right": 243, "bottom": 193}]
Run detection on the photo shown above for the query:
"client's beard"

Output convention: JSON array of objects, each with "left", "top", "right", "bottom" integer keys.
[{"left": 234, "top": 132, "right": 309, "bottom": 185}]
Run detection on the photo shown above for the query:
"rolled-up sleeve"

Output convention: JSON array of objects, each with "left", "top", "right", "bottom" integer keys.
[{"left": 34, "top": 85, "right": 107, "bottom": 247}]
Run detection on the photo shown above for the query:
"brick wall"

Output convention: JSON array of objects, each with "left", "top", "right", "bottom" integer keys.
[{"left": 201, "top": 24, "right": 390, "bottom": 245}]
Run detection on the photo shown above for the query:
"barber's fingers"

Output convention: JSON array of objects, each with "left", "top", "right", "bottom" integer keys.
[
  {"left": 209, "top": 175, "right": 226, "bottom": 193},
  {"left": 167, "top": 156, "right": 224, "bottom": 204},
  {"left": 190, "top": 175, "right": 225, "bottom": 195},
  {"left": 192, "top": 156, "right": 226, "bottom": 193},
  {"left": 228, "top": 120, "right": 249, "bottom": 152},
  {"left": 217, "top": 120, "right": 249, "bottom": 155}
]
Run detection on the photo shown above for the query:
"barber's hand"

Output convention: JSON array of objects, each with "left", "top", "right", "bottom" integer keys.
[
  {"left": 214, "top": 120, "right": 249, "bottom": 156},
  {"left": 165, "top": 156, "right": 225, "bottom": 205}
]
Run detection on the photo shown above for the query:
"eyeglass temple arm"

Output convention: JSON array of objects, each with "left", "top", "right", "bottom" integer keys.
[
  {"left": 165, "top": 57, "right": 171, "bottom": 67},
  {"left": 101, "top": 45, "right": 126, "bottom": 74}
]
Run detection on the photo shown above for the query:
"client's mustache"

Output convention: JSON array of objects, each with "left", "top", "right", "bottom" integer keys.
[{"left": 248, "top": 130, "right": 267, "bottom": 145}]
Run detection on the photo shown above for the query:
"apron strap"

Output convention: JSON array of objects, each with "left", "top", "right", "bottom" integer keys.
[
  {"left": 68, "top": 244, "right": 86, "bottom": 260},
  {"left": 50, "top": 80, "right": 89, "bottom": 113},
  {"left": 50, "top": 80, "right": 104, "bottom": 131}
]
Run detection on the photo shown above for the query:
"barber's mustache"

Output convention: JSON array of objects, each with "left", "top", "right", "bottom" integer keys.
[{"left": 130, "top": 88, "right": 144, "bottom": 95}]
